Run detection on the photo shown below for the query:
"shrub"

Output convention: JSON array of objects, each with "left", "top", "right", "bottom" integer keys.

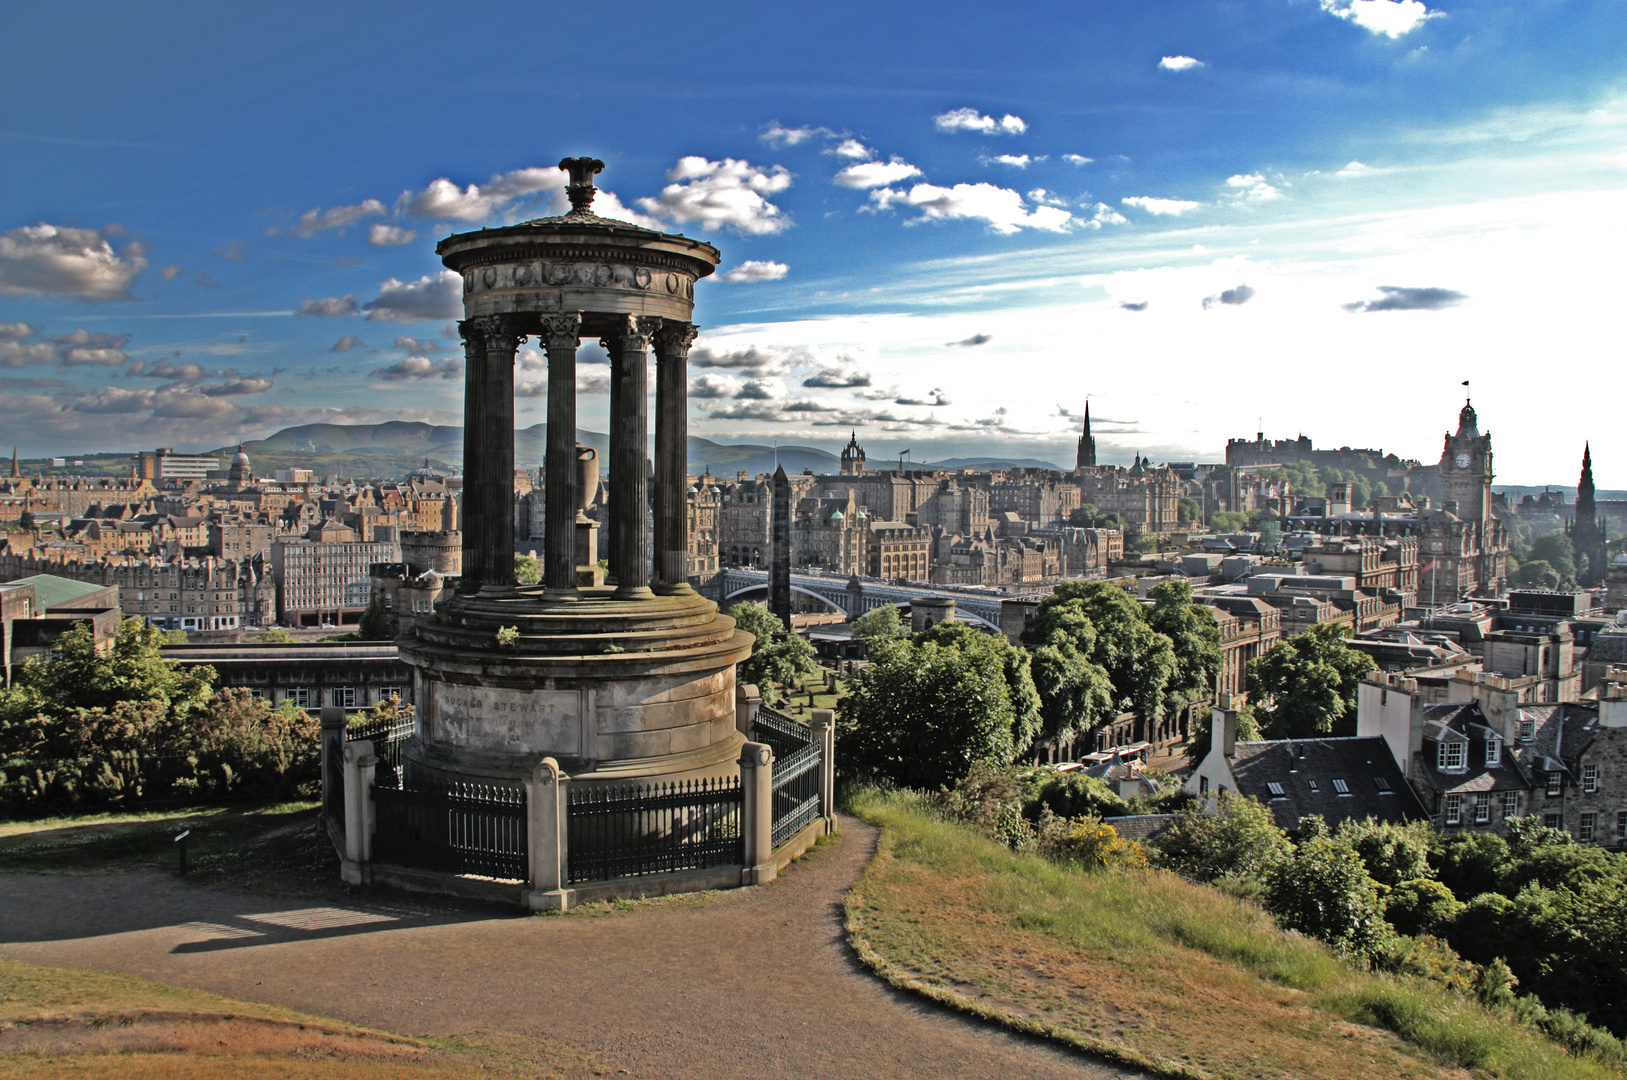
[
  {"left": 1386, "top": 879, "right": 1465, "bottom": 938},
  {"left": 1153, "top": 792, "right": 1292, "bottom": 884},
  {"left": 1437, "top": 831, "right": 1508, "bottom": 899},
  {"left": 1022, "top": 771, "right": 1127, "bottom": 822},
  {"left": 1041, "top": 815, "right": 1150, "bottom": 872},
  {"left": 1337, "top": 816, "right": 1436, "bottom": 888},
  {"left": 1264, "top": 834, "right": 1393, "bottom": 959}
]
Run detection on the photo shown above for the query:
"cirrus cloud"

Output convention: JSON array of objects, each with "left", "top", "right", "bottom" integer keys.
[
  {"left": 1122, "top": 196, "right": 1203, "bottom": 216},
  {"left": 295, "top": 295, "right": 359, "bottom": 317},
  {"left": 270, "top": 199, "right": 386, "bottom": 238}
]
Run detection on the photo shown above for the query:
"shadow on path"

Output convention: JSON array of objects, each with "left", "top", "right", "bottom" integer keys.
[{"left": 0, "top": 816, "right": 1146, "bottom": 1080}]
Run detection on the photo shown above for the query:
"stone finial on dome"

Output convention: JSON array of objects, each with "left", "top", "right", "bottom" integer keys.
[{"left": 558, "top": 156, "right": 605, "bottom": 215}]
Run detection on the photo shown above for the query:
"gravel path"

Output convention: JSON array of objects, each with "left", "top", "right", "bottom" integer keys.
[{"left": 0, "top": 816, "right": 1142, "bottom": 1079}]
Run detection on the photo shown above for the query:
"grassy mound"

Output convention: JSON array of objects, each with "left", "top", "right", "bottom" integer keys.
[{"left": 845, "top": 788, "right": 1618, "bottom": 1080}]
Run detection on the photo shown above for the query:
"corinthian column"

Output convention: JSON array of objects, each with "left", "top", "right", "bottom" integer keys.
[
  {"left": 540, "top": 313, "right": 583, "bottom": 598},
  {"left": 463, "top": 314, "right": 526, "bottom": 597},
  {"left": 605, "top": 315, "right": 660, "bottom": 599},
  {"left": 654, "top": 322, "right": 698, "bottom": 595}
]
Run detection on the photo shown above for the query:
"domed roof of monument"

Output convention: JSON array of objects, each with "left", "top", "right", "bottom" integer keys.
[{"left": 232, "top": 445, "right": 250, "bottom": 467}]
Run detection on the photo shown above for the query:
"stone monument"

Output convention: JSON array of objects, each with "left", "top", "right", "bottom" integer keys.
[{"left": 397, "top": 157, "right": 755, "bottom": 789}]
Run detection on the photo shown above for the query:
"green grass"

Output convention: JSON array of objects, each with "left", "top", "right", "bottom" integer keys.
[{"left": 845, "top": 787, "right": 1619, "bottom": 1080}]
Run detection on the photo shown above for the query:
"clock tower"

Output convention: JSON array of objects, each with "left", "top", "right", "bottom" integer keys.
[{"left": 1439, "top": 399, "right": 1492, "bottom": 528}]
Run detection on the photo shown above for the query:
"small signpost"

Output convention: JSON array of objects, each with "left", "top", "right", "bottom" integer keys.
[{"left": 174, "top": 829, "right": 191, "bottom": 876}]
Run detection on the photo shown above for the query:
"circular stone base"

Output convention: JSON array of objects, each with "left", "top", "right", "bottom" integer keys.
[{"left": 396, "top": 588, "right": 754, "bottom": 787}]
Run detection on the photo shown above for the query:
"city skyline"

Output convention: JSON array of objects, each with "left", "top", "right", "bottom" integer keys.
[{"left": 3, "top": 0, "right": 1624, "bottom": 484}]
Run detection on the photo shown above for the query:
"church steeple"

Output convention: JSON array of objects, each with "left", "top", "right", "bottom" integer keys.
[
  {"left": 1075, "top": 402, "right": 1096, "bottom": 471},
  {"left": 840, "top": 430, "right": 866, "bottom": 476},
  {"left": 8, "top": 447, "right": 17, "bottom": 479},
  {"left": 1579, "top": 442, "right": 1596, "bottom": 512}
]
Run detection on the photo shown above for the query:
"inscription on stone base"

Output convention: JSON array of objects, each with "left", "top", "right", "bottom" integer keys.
[{"left": 431, "top": 683, "right": 581, "bottom": 756}]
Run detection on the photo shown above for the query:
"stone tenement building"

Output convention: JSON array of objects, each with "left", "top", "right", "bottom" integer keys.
[
  {"left": 991, "top": 470, "right": 1080, "bottom": 526},
  {"left": 791, "top": 490, "right": 870, "bottom": 575},
  {"left": 868, "top": 520, "right": 932, "bottom": 581},
  {"left": 1076, "top": 455, "right": 1182, "bottom": 535},
  {"left": 0, "top": 551, "right": 275, "bottom": 631}
]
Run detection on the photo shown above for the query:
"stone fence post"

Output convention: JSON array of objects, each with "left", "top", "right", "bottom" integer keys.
[
  {"left": 319, "top": 705, "right": 347, "bottom": 825},
  {"left": 809, "top": 709, "right": 837, "bottom": 833},
  {"left": 739, "top": 741, "right": 775, "bottom": 885},
  {"left": 735, "top": 683, "right": 761, "bottom": 736},
  {"left": 525, "top": 756, "right": 574, "bottom": 912},
  {"left": 340, "top": 739, "right": 377, "bottom": 885}
]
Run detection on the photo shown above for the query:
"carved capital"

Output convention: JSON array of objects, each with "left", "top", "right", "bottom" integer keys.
[
  {"left": 540, "top": 313, "right": 583, "bottom": 352},
  {"left": 654, "top": 321, "right": 699, "bottom": 360},
  {"left": 459, "top": 315, "right": 527, "bottom": 359},
  {"left": 606, "top": 314, "right": 661, "bottom": 354}
]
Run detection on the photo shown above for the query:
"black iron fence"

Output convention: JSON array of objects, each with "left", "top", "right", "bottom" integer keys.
[
  {"left": 770, "top": 740, "right": 824, "bottom": 848},
  {"left": 349, "top": 715, "right": 414, "bottom": 788},
  {"left": 751, "top": 707, "right": 811, "bottom": 757},
  {"left": 566, "top": 777, "right": 743, "bottom": 884},
  {"left": 372, "top": 780, "right": 527, "bottom": 880}
]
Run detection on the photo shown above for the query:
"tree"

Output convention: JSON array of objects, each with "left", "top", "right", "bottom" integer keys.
[
  {"left": 1129, "top": 533, "right": 1160, "bottom": 554},
  {"left": 1183, "top": 700, "right": 1261, "bottom": 763},
  {"left": 514, "top": 552, "right": 541, "bottom": 585},
  {"left": 1209, "top": 511, "right": 1249, "bottom": 533},
  {"left": 848, "top": 604, "right": 905, "bottom": 643},
  {"left": 1023, "top": 581, "right": 1177, "bottom": 720},
  {"left": 1069, "top": 504, "right": 1122, "bottom": 529},
  {"left": 1024, "top": 771, "right": 1128, "bottom": 821},
  {"left": 728, "top": 601, "right": 816, "bottom": 705},
  {"left": 1, "top": 619, "right": 213, "bottom": 724},
  {"left": 1177, "top": 497, "right": 1201, "bottom": 523},
  {"left": 1525, "top": 533, "right": 1576, "bottom": 584},
  {"left": 1335, "top": 816, "right": 1436, "bottom": 888},
  {"left": 1264, "top": 834, "right": 1392, "bottom": 958},
  {"left": 257, "top": 626, "right": 296, "bottom": 643},
  {"left": 1436, "top": 831, "right": 1509, "bottom": 900},
  {"left": 357, "top": 596, "right": 392, "bottom": 640},
  {"left": 1385, "top": 879, "right": 1464, "bottom": 938},
  {"left": 916, "top": 620, "right": 1041, "bottom": 754},
  {"left": 1514, "top": 559, "right": 1560, "bottom": 590},
  {"left": 1153, "top": 792, "right": 1292, "bottom": 884},
  {"left": 1027, "top": 640, "right": 1114, "bottom": 747},
  {"left": 1146, "top": 581, "right": 1222, "bottom": 713},
  {"left": 838, "top": 633, "right": 1018, "bottom": 789},
  {"left": 1246, "top": 623, "right": 1375, "bottom": 739}
]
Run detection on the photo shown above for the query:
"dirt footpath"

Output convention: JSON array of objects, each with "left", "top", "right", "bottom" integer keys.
[{"left": 0, "top": 816, "right": 1143, "bottom": 1080}]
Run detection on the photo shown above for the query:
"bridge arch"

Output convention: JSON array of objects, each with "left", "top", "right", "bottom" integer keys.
[{"left": 721, "top": 584, "right": 850, "bottom": 616}]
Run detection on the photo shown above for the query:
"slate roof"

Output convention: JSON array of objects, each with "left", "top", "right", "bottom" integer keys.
[
  {"left": 1586, "top": 629, "right": 1627, "bottom": 666},
  {"left": 1227, "top": 736, "right": 1427, "bottom": 830},
  {"left": 1103, "top": 814, "right": 1181, "bottom": 842},
  {"left": 1415, "top": 702, "right": 1530, "bottom": 795},
  {"left": 1513, "top": 703, "right": 1601, "bottom": 779}
]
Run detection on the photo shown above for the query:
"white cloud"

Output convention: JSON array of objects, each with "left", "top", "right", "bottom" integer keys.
[
  {"left": 391, "top": 335, "right": 443, "bottom": 354},
  {"left": 1082, "top": 202, "right": 1129, "bottom": 229},
  {"left": 1027, "top": 189, "right": 1070, "bottom": 207},
  {"left": 689, "top": 342, "right": 809, "bottom": 377},
  {"left": 934, "top": 108, "right": 1027, "bottom": 135},
  {"left": 52, "top": 329, "right": 130, "bottom": 367},
  {"left": 723, "top": 260, "right": 790, "bottom": 284},
  {"left": 272, "top": 200, "right": 386, "bottom": 238},
  {"left": 161, "top": 265, "right": 183, "bottom": 280},
  {"left": 1319, "top": 0, "right": 1436, "bottom": 37},
  {"left": 363, "top": 271, "right": 462, "bottom": 322},
  {"left": 829, "top": 139, "right": 873, "bottom": 160},
  {"left": 369, "top": 223, "right": 418, "bottom": 247},
  {"left": 198, "top": 377, "right": 274, "bottom": 396},
  {"left": 988, "top": 154, "right": 1034, "bottom": 168},
  {"left": 1159, "top": 55, "right": 1204, "bottom": 71},
  {"left": 690, "top": 373, "right": 745, "bottom": 399},
  {"left": 1226, "top": 173, "right": 1284, "bottom": 202},
  {"left": 1063, "top": 154, "right": 1095, "bottom": 166},
  {"left": 295, "top": 294, "right": 360, "bottom": 317},
  {"left": 150, "top": 388, "right": 238, "bottom": 419},
  {"left": 869, "top": 183, "right": 1075, "bottom": 234},
  {"left": 330, "top": 335, "right": 364, "bottom": 352},
  {"left": 636, "top": 157, "right": 793, "bottom": 235},
  {"left": 1337, "top": 161, "right": 1375, "bottom": 177},
  {"left": 833, "top": 158, "right": 924, "bottom": 189},
  {"left": 1122, "top": 196, "right": 1204, "bottom": 216},
  {"left": 370, "top": 354, "right": 463, "bottom": 381},
  {"left": 802, "top": 360, "right": 872, "bottom": 388},
  {"left": 760, "top": 122, "right": 833, "bottom": 148},
  {"left": 399, "top": 166, "right": 566, "bottom": 222},
  {"left": 0, "top": 224, "right": 147, "bottom": 300}
]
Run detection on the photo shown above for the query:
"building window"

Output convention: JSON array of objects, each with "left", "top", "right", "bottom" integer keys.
[
  {"left": 1583, "top": 764, "right": 1599, "bottom": 794},
  {"left": 1544, "top": 813, "right": 1562, "bottom": 830},
  {"left": 1518, "top": 717, "right": 1535, "bottom": 741},
  {"left": 1198, "top": 775, "right": 1209, "bottom": 795},
  {"left": 1547, "top": 773, "right": 1563, "bottom": 797},
  {"left": 1504, "top": 792, "right": 1519, "bottom": 819},
  {"left": 1617, "top": 810, "right": 1626, "bottom": 841},
  {"left": 1332, "top": 778, "right": 1350, "bottom": 795},
  {"left": 287, "top": 687, "right": 310, "bottom": 708},
  {"left": 1373, "top": 776, "right": 1393, "bottom": 793},
  {"left": 331, "top": 686, "right": 356, "bottom": 708},
  {"left": 379, "top": 685, "right": 400, "bottom": 701},
  {"left": 1485, "top": 737, "right": 1501, "bottom": 766},
  {"left": 1444, "top": 793, "right": 1462, "bottom": 825},
  {"left": 1580, "top": 813, "right": 1597, "bottom": 843},
  {"left": 1438, "top": 741, "right": 1466, "bottom": 771},
  {"left": 1306, "top": 778, "right": 1319, "bottom": 793},
  {"left": 1266, "top": 782, "right": 1285, "bottom": 798},
  {"left": 1474, "top": 793, "right": 1491, "bottom": 824}
]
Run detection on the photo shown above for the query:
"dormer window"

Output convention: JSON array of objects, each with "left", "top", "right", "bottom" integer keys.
[
  {"left": 1332, "top": 779, "right": 1350, "bottom": 795},
  {"left": 1546, "top": 773, "right": 1563, "bottom": 797},
  {"left": 1438, "top": 741, "right": 1466, "bottom": 771},
  {"left": 1485, "top": 737, "right": 1501, "bottom": 766},
  {"left": 1373, "top": 776, "right": 1393, "bottom": 793},
  {"left": 1306, "top": 778, "right": 1320, "bottom": 792},
  {"left": 1266, "top": 782, "right": 1286, "bottom": 799}
]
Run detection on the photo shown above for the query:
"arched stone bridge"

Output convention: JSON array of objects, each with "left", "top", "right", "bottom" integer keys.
[{"left": 716, "top": 569, "right": 1049, "bottom": 634}]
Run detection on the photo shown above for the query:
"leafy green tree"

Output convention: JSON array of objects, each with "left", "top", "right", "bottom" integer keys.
[
  {"left": 1177, "top": 497, "right": 1201, "bottom": 523},
  {"left": 158, "top": 628, "right": 190, "bottom": 644},
  {"left": 1069, "top": 504, "right": 1122, "bottom": 529},
  {"left": 916, "top": 620, "right": 1041, "bottom": 754},
  {"left": 257, "top": 626, "right": 296, "bottom": 643},
  {"left": 1513, "top": 559, "right": 1560, "bottom": 589},
  {"left": 1129, "top": 533, "right": 1160, "bottom": 554},
  {"left": 1147, "top": 580, "right": 1222, "bottom": 712},
  {"left": 1022, "top": 580, "right": 1177, "bottom": 720},
  {"left": 1246, "top": 623, "right": 1375, "bottom": 739},
  {"left": 1154, "top": 792, "right": 1292, "bottom": 884},
  {"left": 1437, "top": 831, "right": 1509, "bottom": 899},
  {"left": 1027, "top": 640, "right": 1114, "bottom": 747},
  {"left": 1336, "top": 816, "right": 1437, "bottom": 888},
  {"left": 1183, "top": 701, "right": 1261, "bottom": 764},
  {"left": 1209, "top": 511, "right": 1249, "bottom": 533},
  {"left": 357, "top": 596, "right": 392, "bottom": 640},
  {"left": 1264, "top": 833, "right": 1392, "bottom": 958},
  {"left": 838, "top": 633, "right": 1018, "bottom": 788},
  {"left": 848, "top": 604, "right": 905, "bottom": 643},
  {"left": 1505, "top": 814, "right": 1575, "bottom": 858},
  {"left": 728, "top": 601, "right": 817, "bottom": 705},
  {"left": 514, "top": 552, "right": 541, "bottom": 585},
  {"left": 1385, "top": 878, "right": 1464, "bottom": 938},
  {"left": 1525, "top": 533, "right": 1576, "bottom": 583},
  {"left": 1, "top": 619, "right": 213, "bottom": 724},
  {"left": 1023, "top": 771, "right": 1128, "bottom": 821}
]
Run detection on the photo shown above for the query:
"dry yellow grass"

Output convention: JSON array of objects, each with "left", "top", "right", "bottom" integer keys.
[{"left": 845, "top": 789, "right": 1616, "bottom": 1080}]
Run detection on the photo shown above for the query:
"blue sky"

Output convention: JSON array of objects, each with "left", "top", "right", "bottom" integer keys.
[{"left": 2, "top": 0, "right": 1624, "bottom": 485}]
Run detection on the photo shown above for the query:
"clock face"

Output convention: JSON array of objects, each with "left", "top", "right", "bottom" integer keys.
[{"left": 1454, "top": 452, "right": 1471, "bottom": 469}]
